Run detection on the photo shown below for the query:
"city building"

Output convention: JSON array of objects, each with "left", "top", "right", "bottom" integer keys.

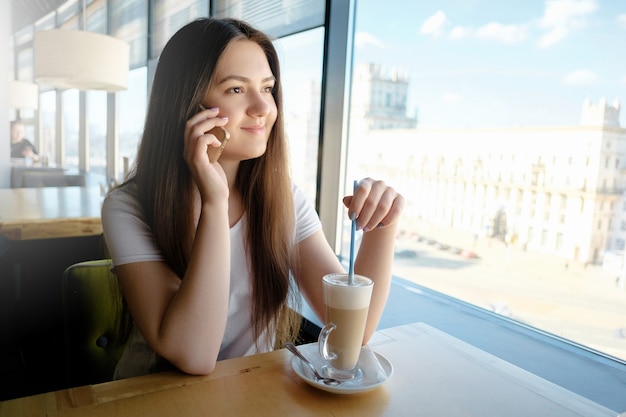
[{"left": 356, "top": 98, "right": 625, "bottom": 265}]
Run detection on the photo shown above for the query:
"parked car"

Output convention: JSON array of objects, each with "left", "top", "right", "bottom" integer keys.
[
  {"left": 435, "top": 242, "right": 450, "bottom": 251},
  {"left": 461, "top": 249, "right": 479, "bottom": 259},
  {"left": 449, "top": 246, "right": 462, "bottom": 255}
]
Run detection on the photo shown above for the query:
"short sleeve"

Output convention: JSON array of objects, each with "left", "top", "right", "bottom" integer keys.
[
  {"left": 292, "top": 183, "right": 322, "bottom": 244},
  {"left": 101, "top": 184, "right": 164, "bottom": 267}
]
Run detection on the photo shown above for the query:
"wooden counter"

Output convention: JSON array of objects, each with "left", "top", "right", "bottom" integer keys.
[{"left": 0, "top": 186, "right": 102, "bottom": 240}]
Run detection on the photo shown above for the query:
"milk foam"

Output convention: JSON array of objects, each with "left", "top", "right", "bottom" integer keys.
[{"left": 323, "top": 274, "right": 373, "bottom": 310}]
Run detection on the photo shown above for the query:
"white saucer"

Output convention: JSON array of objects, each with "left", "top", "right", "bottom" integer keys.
[{"left": 290, "top": 346, "right": 393, "bottom": 394}]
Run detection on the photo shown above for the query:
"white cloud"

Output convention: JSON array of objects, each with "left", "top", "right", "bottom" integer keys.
[
  {"left": 537, "top": 0, "right": 598, "bottom": 48},
  {"left": 475, "top": 22, "right": 528, "bottom": 44},
  {"left": 449, "top": 26, "right": 470, "bottom": 40},
  {"left": 620, "top": 75, "right": 626, "bottom": 85},
  {"left": 421, "top": 10, "right": 449, "bottom": 38},
  {"left": 541, "top": 0, "right": 597, "bottom": 27},
  {"left": 537, "top": 25, "right": 569, "bottom": 48},
  {"left": 562, "top": 69, "right": 597, "bottom": 85},
  {"left": 355, "top": 32, "right": 386, "bottom": 49},
  {"left": 428, "top": 1, "right": 595, "bottom": 47},
  {"left": 618, "top": 14, "right": 626, "bottom": 29},
  {"left": 447, "top": 22, "right": 527, "bottom": 44}
]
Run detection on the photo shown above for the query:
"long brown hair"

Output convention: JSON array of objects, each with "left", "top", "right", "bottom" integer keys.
[{"left": 129, "top": 18, "right": 300, "bottom": 348}]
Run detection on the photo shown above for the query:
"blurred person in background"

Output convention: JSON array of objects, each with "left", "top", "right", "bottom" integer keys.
[{"left": 10, "top": 120, "right": 39, "bottom": 161}]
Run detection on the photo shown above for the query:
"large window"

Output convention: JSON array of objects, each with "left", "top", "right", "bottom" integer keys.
[
  {"left": 118, "top": 66, "right": 148, "bottom": 179},
  {"left": 213, "top": 0, "right": 324, "bottom": 38},
  {"left": 87, "top": 90, "right": 107, "bottom": 176},
  {"left": 275, "top": 27, "right": 325, "bottom": 203},
  {"left": 39, "top": 91, "right": 57, "bottom": 162},
  {"left": 347, "top": 0, "right": 626, "bottom": 362},
  {"left": 62, "top": 89, "right": 80, "bottom": 168},
  {"left": 151, "top": 0, "right": 208, "bottom": 57},
  {"left": 110, "top": 0, "right": 148, "bottom": 68}
]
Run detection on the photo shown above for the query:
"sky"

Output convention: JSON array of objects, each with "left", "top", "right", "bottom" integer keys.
[{"left": 352, "top": 0, "right": 626, "bottom": 129}]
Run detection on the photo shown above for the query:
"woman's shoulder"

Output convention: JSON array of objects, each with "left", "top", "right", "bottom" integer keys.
[
  {"left": 101, "top": 180, "right": 161, "bottom": 265},
  {"left": 291, "top": 182, "right": 321, "bottom": 242},
  {"left": 102, "top": 181, "right": 141, "bottom": 217},
  {"left": 105, "top": 181, "right": 138, "bottom": 202},
  {"left": 291, "top": 182, "right": 310, "bottom": 204}
]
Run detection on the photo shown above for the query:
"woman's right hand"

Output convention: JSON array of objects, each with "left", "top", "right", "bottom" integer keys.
[{"left": 183, "top": 106, "right": 230, "bottom": 201}]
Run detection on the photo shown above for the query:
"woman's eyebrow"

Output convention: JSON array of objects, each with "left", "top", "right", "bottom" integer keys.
[{"left": 217, "top": 75, "right": 276, "bottom": 84}]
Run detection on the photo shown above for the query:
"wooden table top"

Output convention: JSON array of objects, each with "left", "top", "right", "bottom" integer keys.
[
  {"left": 0, "top": 322, "right": 615, "bottom": 417},
  {"left": 0, "top": 186, "right": 102, "bottom": 240}
]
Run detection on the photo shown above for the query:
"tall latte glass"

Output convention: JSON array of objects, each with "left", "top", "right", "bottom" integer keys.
[{"left": 318, "top": 273, "right": 373, "bottom": 381}]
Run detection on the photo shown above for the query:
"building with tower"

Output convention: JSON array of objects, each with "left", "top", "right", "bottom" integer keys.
[
  {"left": 350, "top": 63, "right": 417, "bottom": 135},
  {"left": 356, "top": 98, "right": 625, "bottom": 265}
]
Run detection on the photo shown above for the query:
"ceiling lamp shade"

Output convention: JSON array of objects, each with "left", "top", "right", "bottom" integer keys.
[
  {"left": 10, "top": 80, "right": 39, "bottom": 110},
  {"left": 34, "top": 29, "right": 129, "bottom": 92}
]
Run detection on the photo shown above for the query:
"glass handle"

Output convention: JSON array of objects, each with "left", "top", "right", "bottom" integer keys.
[{"left": 318, "top": 322, "right": 337, "bottom": 361}]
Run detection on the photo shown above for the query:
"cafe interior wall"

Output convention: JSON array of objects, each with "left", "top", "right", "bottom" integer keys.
[{"left": 1, "top": 0, "right": 10, "bottom": 189}]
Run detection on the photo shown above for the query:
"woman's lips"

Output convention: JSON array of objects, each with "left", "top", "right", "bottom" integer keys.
[{"left": 241, "top": 125, "right": 265, "bottom": 134}]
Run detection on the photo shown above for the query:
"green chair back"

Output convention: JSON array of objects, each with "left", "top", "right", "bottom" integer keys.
[{"left": 62, "top": 259, "right": 129, "bottom": 387}]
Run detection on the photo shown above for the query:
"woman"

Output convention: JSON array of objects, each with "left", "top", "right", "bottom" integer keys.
[{"left": 101, "top": 17, "right": 404, "bottom": 379}]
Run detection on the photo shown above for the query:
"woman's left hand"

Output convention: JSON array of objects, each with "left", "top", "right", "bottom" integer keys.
[{"left": 342, "top": 178, "right": 405, "bottom": 232}]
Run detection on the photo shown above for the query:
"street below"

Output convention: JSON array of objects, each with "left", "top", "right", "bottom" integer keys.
[{"left": 393, "top": 230, "right": 626, "bottom": 362}]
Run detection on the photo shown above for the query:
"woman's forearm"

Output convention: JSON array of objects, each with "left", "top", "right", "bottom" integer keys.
[
  {"left": 157, "top": 202, "right": 231, "bottom": 374},
  {"left": 355, "top": 222, "right": 398, "bottom": 342}
]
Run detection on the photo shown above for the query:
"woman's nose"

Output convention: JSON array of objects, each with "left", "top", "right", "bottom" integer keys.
[{"left": 247, "top": 91, "right": 271, "bottom": 117}]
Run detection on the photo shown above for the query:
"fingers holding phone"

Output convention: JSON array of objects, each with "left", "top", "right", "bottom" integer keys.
[
  {"left": 198, "top": 104, "right": 230, "bottom": 163},
  {"left": 183, "top": 105, "right": 230, "bottom": 200},
  {"left": 206, "top": 125, "right": 230, "bottom": 162},
  {"left": 185, "top": 105, "right": 229, "bottom": 165}
]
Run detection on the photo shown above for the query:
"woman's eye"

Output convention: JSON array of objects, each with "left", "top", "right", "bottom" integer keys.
[
  {"left": 263, "top": 86, "right": 274, "bottom": 93},
  {"left": 228, "top": 87, "right": 242, "bottom": 94}
]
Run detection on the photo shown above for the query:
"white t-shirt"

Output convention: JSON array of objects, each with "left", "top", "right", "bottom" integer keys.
[{"left": 101, "top": 181, "right": 321, "bottom": 379}]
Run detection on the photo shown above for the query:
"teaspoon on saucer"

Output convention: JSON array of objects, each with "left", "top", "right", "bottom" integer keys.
[{"left": 285, "top": 342, "right": 341, "bottom": 386}]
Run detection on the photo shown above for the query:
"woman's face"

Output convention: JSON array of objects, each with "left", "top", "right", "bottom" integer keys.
[{"left": 203, "top": 39, "right": 278, "bottom": 162}]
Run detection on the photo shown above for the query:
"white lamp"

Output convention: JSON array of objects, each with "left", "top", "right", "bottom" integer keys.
[
  {"left": 34, "top": 29, "right": 129, "bottom": 92},
  {"left": 10, "top": 80, "right": 39, "bottom": 110}
]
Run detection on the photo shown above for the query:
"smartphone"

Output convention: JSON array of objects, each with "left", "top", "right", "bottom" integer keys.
[{"left": 199, "top": 104, "right": 230, "bottom": 162}]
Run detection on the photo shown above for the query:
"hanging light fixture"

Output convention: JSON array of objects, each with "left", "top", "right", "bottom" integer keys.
[
  {"left": 9, "top": 80, "right": 39, "bottom": 110},
  {"left": 34, "top": 29, "right": 129, "bottom": 92}
]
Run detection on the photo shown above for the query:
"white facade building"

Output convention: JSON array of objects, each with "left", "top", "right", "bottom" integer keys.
[{"left": 356, "top": 99, "right": 625, "bottom": 264}]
